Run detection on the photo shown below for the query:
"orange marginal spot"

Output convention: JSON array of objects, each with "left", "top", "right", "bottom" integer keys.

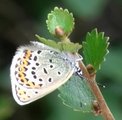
[
  {"left": 17, "top": 89, "right": 29, "bottom": 101},
  {"left": 18, "top": 89, "right": 25, "bottom": 95},
  {"left": 22, "top": 50, "right": 32, "bottom": 66},
  {"left": 22, "top": 60, "right": 28, "bottom": 66},
  {"left": 24, "top": 50, "right": 32, "bottom": 59},
  {"left": 19, "top": 65, "right": 25, "bottom": 73},
  {"left": 17, "top": 50, "right": 32, "bottom": 85},
  {"left": 18, "top": 72, "right": 25, "bottom": 80},
  {"left": 18, "top": 71, "right": 41, "bottom": 89},
  {"left": 16, "top": 50, "right": 42, "bottom": 89},
  {"left": 26, "top": 81, "right": 42, "bottom": 89}
]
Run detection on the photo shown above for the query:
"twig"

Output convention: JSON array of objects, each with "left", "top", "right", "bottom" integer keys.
[{"left": 78, "top": 61, "right": 115, "bottom": 120}]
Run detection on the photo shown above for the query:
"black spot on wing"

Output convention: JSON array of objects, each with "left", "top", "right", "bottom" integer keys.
[
  {"left": 17, "top": 58, "right": 21, "bottom": 61},
  {"left": 18, "top": 74, "right": 21, "bottom": 77},
  {"left": 33, "top": 56, "right": 37, "bottom": 61},
  {"left": 36, "top": 63, "right": 39, "bottom": 66},
  {"left": 37, "top": 50, "right": 42, "bottom": 54},
  {"left": 15, "top": 71, "right": 17, "bottom": 75},
  {"left": 43, "top": 68, "right": 48, "bottom": 74},
  {"left": 32, "top": 82, "right": 35, "bottom": 85},
  {"left": 50, "top": 65, "right": 53, "bottom": 68},
  {"left": 35, "top": 91, "right": 38, "bottom": 94},
  {"left": 27, "top": 61, "right": 31, "bottom": 65},
  {"left": 33, "top": 75, "right": 37, "bottom": 79},
  {"left": 49, "top": 59, "right": 52, "bottom": 63},
  {"left": 25, "top": 78, "right": 29, "bottom": 81},
  {"left": 32, "top": 67, "right": 36, "bottom": 70},
  {"left": 24, "top": 67, "right": 28, "bottom": 71},
  {"left": 15, "top": 64, "right": 18, "bottom": 68},
  {"left": 26, "top": 83, "right": 30, "bottom": 86},
  {"left": 23, "top": 72, "right": 26, "bottom": 77},
  {"left": 39, "top": 84, "right": 43, "bottom": 87},
  {"left": 31, "top": 71, "right": 35, "bottom": 75},
  {"left": 49, "top": 50, "right": 53, "bottom": 53},
  {"left": 48, "top": 78, "right": 52, "bottom": 82},
  {"left": 20, "top": 79, "right": 24, "bottom": 82},
  {"left": 39, "top": 78, "right": 43, "bottom": 81},
  {"left": 58, "top": 71, "right": 61, "bottom": 75}
]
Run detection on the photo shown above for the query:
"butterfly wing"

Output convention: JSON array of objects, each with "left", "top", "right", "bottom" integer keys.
[{"left": 10, "top": 42, "right": 74, "bottom": 105}]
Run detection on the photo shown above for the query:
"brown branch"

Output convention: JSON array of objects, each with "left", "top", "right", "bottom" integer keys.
[{"left": 78, "top": 61, "right": 115, "bottom": 120}]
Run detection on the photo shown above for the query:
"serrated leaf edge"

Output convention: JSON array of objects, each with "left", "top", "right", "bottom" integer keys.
[
  {"left": 83, "top": 28, "right": 110, "bottom": 70},
  {"left": 35, "top": 34, "right": 82, "bottom": 52},
  {"left": 46, "top": 7, "right": 74, "bottom": 36}
]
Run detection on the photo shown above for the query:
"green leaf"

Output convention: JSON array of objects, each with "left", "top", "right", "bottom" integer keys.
[
  {"left": 35, "top": 34, "right": 59, "bottom": 49},
  {"left": 82, "top": 28, "right": 109, "bottom": 71},
  {"left": 46, "top": 7, "right": 74, "bottom": 38},
  {"left": 58, "top": 74, "right": 95, "bottom": 112},
  {"left": 35, "top": 34, "right": 82, "bottom": 53},
  {"left": 58, "top": 42, "right": 82, "bottom": 53}
]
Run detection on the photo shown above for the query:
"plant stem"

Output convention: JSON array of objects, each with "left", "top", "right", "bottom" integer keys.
[{"left": 78, "top": 61, "right": 115, "bottom": 120}]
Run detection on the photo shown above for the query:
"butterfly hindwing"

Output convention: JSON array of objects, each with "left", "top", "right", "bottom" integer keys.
[{"left": 10, "top": 42, "right": 76, "bottom": 105}]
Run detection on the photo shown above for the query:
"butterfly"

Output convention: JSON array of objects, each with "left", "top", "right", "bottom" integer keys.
[{"left": 10, "top": 41, "right": 82, "bottom": 105}]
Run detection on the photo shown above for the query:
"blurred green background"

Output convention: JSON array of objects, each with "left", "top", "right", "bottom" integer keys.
[{"left": 0, "top": 0, "right": 122, "bottom": 120}]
